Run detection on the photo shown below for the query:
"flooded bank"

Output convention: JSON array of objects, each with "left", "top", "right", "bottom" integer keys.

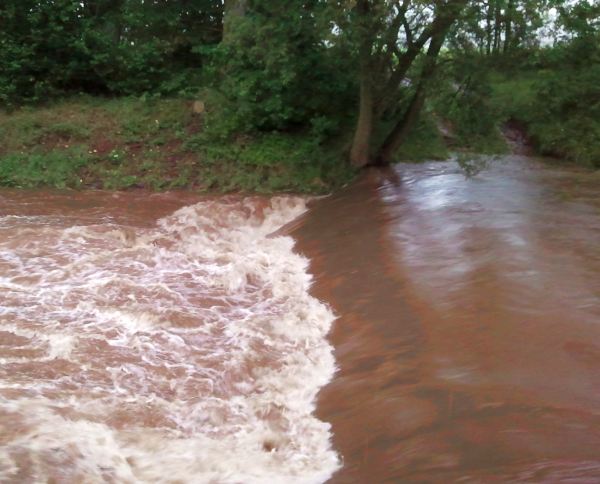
[{"left": 293, "top": 156, "right": 600, "bottom": 482}]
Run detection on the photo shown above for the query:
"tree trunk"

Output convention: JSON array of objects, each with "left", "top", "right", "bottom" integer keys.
[
  {"left": 349, "top": 0, "right": 374, "bottom": 168},
  {"left": 375, "top": 42, "right": 423, "bottom": 119},
  {"left": 376, "top": 27, "right": 449, "bottom": 164},
  {"left": 485, "top": 0, "right": 494, "bottom": 55},
  {"left": 375, "top": 3, "right": 462, "bottom": 118},
  {"left": 376, "top": 87, "right": 426, "bottom": 165},
  {"left": 503, "top": 0, "right": 514, "bottom": 53},
  {"left": 493, "top": 1, "right": 502, "bottom": 54},
  {"left": 350, "top": 68, "right": 374, "bottom": 167}
]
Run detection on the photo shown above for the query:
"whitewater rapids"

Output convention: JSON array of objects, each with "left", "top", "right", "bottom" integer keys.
[{"left": 0, "top": 192, "right": 340, "bottom": 483}]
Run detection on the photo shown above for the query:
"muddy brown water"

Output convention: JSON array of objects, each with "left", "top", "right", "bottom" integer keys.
[
  {"left": 293, "top": 156, "right": 600, "bottom": 482},
  {"left": 0, "top": 190, "right": 339, "bottom": 482},
  {"left": 2, "top": 154, "right": 600, "bottom": 482}
]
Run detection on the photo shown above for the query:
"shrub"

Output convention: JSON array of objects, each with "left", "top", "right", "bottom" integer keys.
[
  {"left": 201, "top": 1, "right": 355, "bottom": 137},
  {"left": 527, "top": 37, "right": 600, "bottom": 165}
]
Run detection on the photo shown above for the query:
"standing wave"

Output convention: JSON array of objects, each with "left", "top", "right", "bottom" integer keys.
[{"left": 0, "top": 195, "right": 340, "bottom": 483}]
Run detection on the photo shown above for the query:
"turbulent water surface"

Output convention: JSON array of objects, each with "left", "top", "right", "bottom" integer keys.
[{"left": 0, "top": 190, "right": 339, "bottom": 483}]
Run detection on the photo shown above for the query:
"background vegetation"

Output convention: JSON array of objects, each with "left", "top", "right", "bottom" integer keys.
[{"left": 0, "top": 0, "right": 598, "bottom": 191}]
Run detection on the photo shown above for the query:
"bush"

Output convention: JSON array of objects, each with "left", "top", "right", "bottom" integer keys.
[
  {"left": 201, "top": 1, "right": 355, "bottom": 137},
  {"left": 0, "top": 0, "right": 217, "bottom": 105},
  {"left": 526, "top": 37, "right": 600, "bottom": 165}
]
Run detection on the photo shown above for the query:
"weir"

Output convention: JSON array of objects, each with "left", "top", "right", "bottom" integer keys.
[
  {"left": 0, "top": 191, "right": 339, "bottom": 483},
  {"left": 294, "top": 156, "right": 600, "bottom": 482}
]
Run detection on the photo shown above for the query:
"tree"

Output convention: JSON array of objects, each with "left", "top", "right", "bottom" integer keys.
[
  {"left": 335, "top": 0, "right": 468, "bottom": 166},
  {"left": 449, "top": 0, "right": 551, "bottom": 56},
  {"left": 0, "top": 0, "right": 224, "bottom": 104}
]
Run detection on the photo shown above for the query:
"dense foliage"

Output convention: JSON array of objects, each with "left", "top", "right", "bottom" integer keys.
[
  {"left": 432, "top": 0, "right": 600, "bottom": 164},
  {"left": 203, "top": 0, "right": 356, "bottom": 136},
  {"left": 0, "top": 0, "right": 598, "bottom": 188},
  {"left": 0, "top": 0, "right": 222, "bottom": 105}
]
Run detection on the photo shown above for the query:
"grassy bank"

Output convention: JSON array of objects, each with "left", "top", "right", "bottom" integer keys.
[
  {"left": 0, "top": 96, "right": 356, "bottom": 193},
  {"left": 489, "top": 68, "right": 600, "bottom": 166},
  {"left": 0, "top": 95, "right": 485, "bottom": 193},
  {"left": 2, "top": 81, "right": 596, "bottom": 194}
]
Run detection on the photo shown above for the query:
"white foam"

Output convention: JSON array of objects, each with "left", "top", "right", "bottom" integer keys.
[{"left": 0, "top": 194, "right": 340, "bottom": 483}]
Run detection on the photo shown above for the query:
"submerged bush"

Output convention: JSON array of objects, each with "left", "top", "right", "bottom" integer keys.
[{"left": 432, "top": 53, "right": 506, "bottom": 152}]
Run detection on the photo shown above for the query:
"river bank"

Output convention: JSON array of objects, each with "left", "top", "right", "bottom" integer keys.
[
  {"left": 0, "top": 95, "right": 520, "bottom": 195},
  {"left": 293, "top": 156, "right": 600, "bottom": 481},
  {"left": 0, "top": 97, "right": 355, "bottom": 193},
  {"left": 3, "top": 90, "right": 597, "bottom": 196}
]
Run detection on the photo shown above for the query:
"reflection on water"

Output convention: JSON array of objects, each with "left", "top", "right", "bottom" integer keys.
[
  {"left": 386, "top": 157, "right": 600, "bottom": 409},
  {"left": 294, "top": 156, "right": 600, "bottom": 482}
]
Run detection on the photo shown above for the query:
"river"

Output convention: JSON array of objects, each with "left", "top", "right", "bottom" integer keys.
[
  {"left": 1, "top": 154, "right": 600, "bottom": 482},
  {"left": 0, "top": 191, "right": 338, "bottom": 482},
  {"left": 294, "top": 155, "right": 600, "bottom": 482}
]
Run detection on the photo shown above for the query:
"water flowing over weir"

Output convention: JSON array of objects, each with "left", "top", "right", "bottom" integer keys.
[
  {"left": 4, "top": 155, "right": 600, "bottom": 483},
  {"left": 0, "top": 190, "right": 340, "bottom": 483},
  {"left": 293, "top": 156, "right": 600, "bottom": 482}
]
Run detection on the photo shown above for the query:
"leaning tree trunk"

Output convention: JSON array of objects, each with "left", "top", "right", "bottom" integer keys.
[
  {"left": 349, "top": 0, "right": 375, "bottom": 168},
  {"left": 350, "top": 65, "right": 375, "bottom": 167},
  {"left": 376, "top": 87, "right": 426, "bottom": 165},
  {"left": 376, "top": 27, "right": 450, "bottom": 164}
]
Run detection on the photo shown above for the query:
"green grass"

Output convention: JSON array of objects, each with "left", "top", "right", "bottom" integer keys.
[
  {"left": 0, "top": 147, "right": 91, "bottom": 188},
  {"left": 185, "top": 131, "right": 356, "bottom": 193},
  {"left": 0, "top": 96, "right": 356, "bottom": 193}
]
